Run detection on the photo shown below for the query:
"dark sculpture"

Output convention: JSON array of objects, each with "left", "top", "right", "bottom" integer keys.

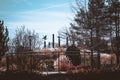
[{"left": 65, "top": 45, "right": 81, "bottom": 66}]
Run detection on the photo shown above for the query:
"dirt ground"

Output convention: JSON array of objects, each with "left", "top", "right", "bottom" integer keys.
[{"left": 0, "top": 71, "right": 120, "bottom": 80}]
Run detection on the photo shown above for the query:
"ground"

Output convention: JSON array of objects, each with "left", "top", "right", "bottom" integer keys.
[{"left": 0, "top": 70, "right": 120, "bottom": 80}]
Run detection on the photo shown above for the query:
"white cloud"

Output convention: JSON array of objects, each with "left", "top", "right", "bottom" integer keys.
[
  {"left": 7, "top": 9, "right": 74, "bottom": 42},
  {"left": 6, "top": 2, "right": 75, "bottom": 42},
  {"left": 42, "top": 2, "right": 71, "bottom": 10},
  {"left": 8, "top": 9, "right": 73, "bottom": 30}
]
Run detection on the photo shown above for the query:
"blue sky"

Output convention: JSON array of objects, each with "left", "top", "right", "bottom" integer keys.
[{"left": 0, "top": 0, "right": 87, "bottom": 43}]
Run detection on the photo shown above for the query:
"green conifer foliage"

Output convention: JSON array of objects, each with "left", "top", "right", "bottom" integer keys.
[{"left": 0, "top": 20, "right": 9, "bottom": 60}]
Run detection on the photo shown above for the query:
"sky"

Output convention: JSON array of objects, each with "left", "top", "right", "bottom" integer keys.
[{"left": 0, "top": 0, "right": 87, "bottom": 44}]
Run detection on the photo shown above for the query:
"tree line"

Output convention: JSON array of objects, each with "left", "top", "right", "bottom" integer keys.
[
  {"left": 59, "top": 0, "right": 120, "bottom": 66},
  {"left": 0, "top": 0, "right": 120, "bottom": 68},
  {"left": 0, "top": 21, "right": 42, "bottom": 59},
  {"left": 9, "top": 26, "right": 42, "bottom": 53}
]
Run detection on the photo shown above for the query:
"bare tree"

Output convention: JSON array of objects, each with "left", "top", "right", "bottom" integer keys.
[
  {"left": 58, "top": 26, "right": 78, "bottom": 46},
  {"left": 10, "top": 26, "right": 42, "bottom": 53}
]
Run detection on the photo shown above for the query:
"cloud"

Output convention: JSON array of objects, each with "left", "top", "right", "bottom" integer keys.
[
  {"left": 5, "top": 1, "right": 75, "bottom": 42},
  {"left": 8, "top": 11, "right": 72, "bottom": 30},
  {"left": 42, "top": 2, "right": 71, "bottom": 10},
  {"left": 7, "top": 9, "right": 74, "bottom": 40}
]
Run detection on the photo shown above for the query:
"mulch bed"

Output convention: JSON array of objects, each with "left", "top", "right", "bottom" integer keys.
[{"left": 0, "top": 71, "right": 120, "bottom": 80}]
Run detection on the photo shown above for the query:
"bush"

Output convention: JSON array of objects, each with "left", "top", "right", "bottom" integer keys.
[{"left": 65, "top": 45, "right": 81, "bottom": 66}]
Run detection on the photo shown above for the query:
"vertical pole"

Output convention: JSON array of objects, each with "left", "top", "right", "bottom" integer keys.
[
  {"left": 90, "top": 28, "right": 93, "bottom": 68},
  {"left": 84, "top": 50, "right": 85, "bottom": 66},
  {"left": 58, "top": 36, "right": 60, "bottom": 47},
  {"left": 66, "top": 37, "right": 68, "bottom": 47},
  {"left": 30, "top": 39, "right": 31, "bottom": 50},
  {"left": 48, "top": 42, "right": 50, "bottom": 48},
  {"left": 44, "top": 40, "right": 46, "bottom": 48},
  {"left": 117, "top": 5, "right": 120, "bottom": 65},
  {"left": 52, "top": 34, "right": 54, "bottom": 48},
  {"left": 97, "top": 50, "right": 100, "bottom": 69},
  {"left": 29, "top": 36, "right": 33, "bottom": 71},
  {"left": 6, "top": 54, "right": 9, "bottom": 71},
  {"left": 29, "top": 36, "right": 32, "bottom": 50}
]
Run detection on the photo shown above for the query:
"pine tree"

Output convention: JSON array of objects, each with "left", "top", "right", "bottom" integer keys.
[
  {"left": 0, "top": 20, "right": 9, "bottom": 60},
  {"left": 109, "top": 0, "right": 120, "bottom": 64}
]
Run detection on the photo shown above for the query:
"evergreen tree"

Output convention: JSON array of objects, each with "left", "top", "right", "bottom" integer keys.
[
  {"left": 70, "top": 0, "right": 112, "bottom": 67},
  {"left": 0, "top": 20, "right": 9, "bottom": 60},
  {"left": 107, "top": 0, "right": 120, "bottom": 64}
]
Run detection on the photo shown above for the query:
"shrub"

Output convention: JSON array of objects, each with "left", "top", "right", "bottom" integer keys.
[{"left": 65, "top": 45, "right": 81, "bottom": 66}]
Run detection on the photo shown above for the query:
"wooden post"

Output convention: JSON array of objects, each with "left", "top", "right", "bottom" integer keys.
[
  {"left": 97, "top": 50, "right": 100, "bottom": 69},
  {"left": 44, "top": 40, "right": 46, "bottom": 48},
  {"left": 90, "top": 28, "right": 94, "bottom": 68},
  {"left": 6, "top": 54, "right": 9, "bottom": 71},
  {"left": 58, "top": 36, "right": 60, "bottom": 47},
  {"left": 52, "top": 34, "right": 54, "bottom": 48},
  {"left": 66, "top": 37, "right": 68, "bottom": 47},
  {"left": 43, "top": 35, "right": 47, "bottom": 49},
  {"left": 48, "top": 42, "right": 51, "bottom": 48}
]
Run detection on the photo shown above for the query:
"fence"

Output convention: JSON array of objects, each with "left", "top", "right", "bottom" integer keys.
[
  {"left": 0, "top": 51, "right": 116, "bottom": 74},
  {"left": 5, "top": 52, "right": 56, "bottom": 72}
]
